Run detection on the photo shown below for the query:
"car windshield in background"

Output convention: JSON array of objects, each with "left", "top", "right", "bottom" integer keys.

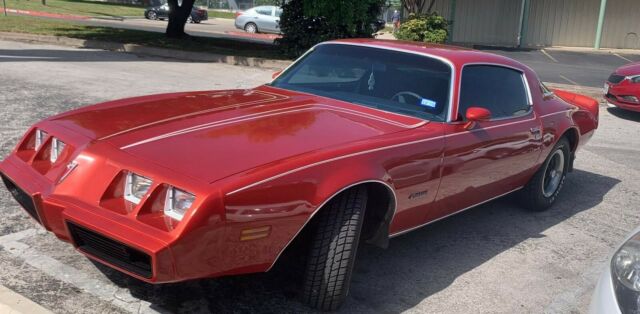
[{"left": 271, "top": 44, "right": 452, "bottom": 122}]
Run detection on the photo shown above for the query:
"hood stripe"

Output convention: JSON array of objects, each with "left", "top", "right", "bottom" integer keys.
[
  {"left": 120, "top": 104, "right": 426, "bottom": 150},
  {"left": 99, "top": 90, "right": 287, "bottom": 141}
]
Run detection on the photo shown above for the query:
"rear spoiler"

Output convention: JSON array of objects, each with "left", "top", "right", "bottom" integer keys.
[{"left": 552, "top": 89, "right": 599, "bottom": 121}]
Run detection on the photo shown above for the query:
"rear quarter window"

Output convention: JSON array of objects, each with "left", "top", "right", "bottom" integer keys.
[{"left": 459, "top": 65, "right": 530, "bottom": 120}]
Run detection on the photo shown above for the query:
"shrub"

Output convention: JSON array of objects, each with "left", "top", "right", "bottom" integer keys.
[
  {"left": 394, "top": 13, "right": 449, "bottom": 43},
  {"left": 276, "top": 0, "right": 384, "bottom": 58}
]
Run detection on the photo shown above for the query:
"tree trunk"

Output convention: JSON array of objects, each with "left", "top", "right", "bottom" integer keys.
[
  {"left": 166, "top": 0, "right": 195, "bottom": 38},
  {"left": 42, "top": 0, "right": 46, "bottom": 5}
]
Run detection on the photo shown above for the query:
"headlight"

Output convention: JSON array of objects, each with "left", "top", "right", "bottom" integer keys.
[
  {"left": 164, "top": 187, "right": 195, "bottom": 221},
  {"left": 35, "top": 129, "right": 48, "bottom": 150},
  {"left": 124, "top": 172, "right": 152, "bottom": 204},
  {"left": 612, "top": 231, "right": 640, "bottom": 313},
  {"left": 613, "top": 232, "right": 640, "bottom": 291},
  {"left": 50, "top": 138, "right": 66, "bottom": 163}
]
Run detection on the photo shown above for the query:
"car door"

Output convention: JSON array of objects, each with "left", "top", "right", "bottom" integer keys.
[
  {"left": 158, "top": 4, "right": 169, "bottom": 19},
  {"left": 254, "top": 6, "right": 275, "bottom": 32},
  {"left": 273, "top": 7, "right": 282, "bottom": 33},
  {"left": 432, "top": 64, "right": 543, "bottom": 219}
]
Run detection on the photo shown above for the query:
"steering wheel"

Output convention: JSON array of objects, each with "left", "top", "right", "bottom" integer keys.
[{"left": 392, "top": 91, "right": 422, "bottom": 104}]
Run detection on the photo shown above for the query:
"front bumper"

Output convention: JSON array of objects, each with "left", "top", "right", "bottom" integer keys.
[
  {"left": 590, "top": 266, "right": 621, "bottom": 314},
  {"left": 605, "top": 81, "right": 640, "bottom": 112},
  {"left": 605, "top": 97, "right": 640, "bottom": 112},
  {"left": 0, "top": 155, "right": 176, "bottom": 283}
]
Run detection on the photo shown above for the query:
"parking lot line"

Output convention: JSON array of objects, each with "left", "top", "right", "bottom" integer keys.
[
  {"left": 541, "top": 49, "right": 559, "bottom": 63},
  {"left": 0, "top": 285, "right": 52, "bottom": 314},
  {"left": 612, "top": 53, "right": 632, "bottom": 63},
  {"left": 559, "top": 75, "right": 579, "bottom": 86}
]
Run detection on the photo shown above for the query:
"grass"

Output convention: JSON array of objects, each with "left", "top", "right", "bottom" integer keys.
[
  {"left": 206, "top": 10, "right": 235, "bottom": 19},
  {"left": 4, "top": 0, "right": 145, "bottom": 18},
  {"left": 0, "top": 15, "right": 287, "bottom": 59}
]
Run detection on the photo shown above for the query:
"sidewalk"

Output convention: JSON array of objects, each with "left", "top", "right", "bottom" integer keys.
[{"left": 0, "top": 285, "right": 51, "bottom": 314}]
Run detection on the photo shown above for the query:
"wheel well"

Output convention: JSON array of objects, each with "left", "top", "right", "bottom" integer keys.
[
  {"left": 562, "top": 128, "right": 579, "bottom": 153},
  {"left": 273, "top": 182, "right": 396, "bottom": 270}
]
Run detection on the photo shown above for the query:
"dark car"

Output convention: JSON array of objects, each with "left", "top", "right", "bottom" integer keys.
[
  {"left": 372, "top": 18, "right": 386, "bottom": 32},
  {"left": 144, "top": 4, "right": 208, "bottom": 23}
]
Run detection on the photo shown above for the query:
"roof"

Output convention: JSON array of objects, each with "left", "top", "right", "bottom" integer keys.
[{"left": 328, "top": 39, "right": 531, "bottom": 72}]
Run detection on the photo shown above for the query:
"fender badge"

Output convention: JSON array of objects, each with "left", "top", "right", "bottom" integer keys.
[{"left": 58, "top": 160, "right": 78, "bottom": 184}]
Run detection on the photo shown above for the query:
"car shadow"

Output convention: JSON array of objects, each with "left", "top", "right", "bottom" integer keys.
[
  {"left": 90, "top": 168, "right": 619, "bottom": 313},
  {"left": 607, "top": 107, "right": 640, "bottom": 122}
]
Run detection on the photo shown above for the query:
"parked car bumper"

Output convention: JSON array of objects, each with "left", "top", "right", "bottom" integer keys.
[
  {"left": 589, "top": 266, "right": 621, "bottom": 314},
  {"left": 605, "top": 82, "right": 640, "bottom": 112}
]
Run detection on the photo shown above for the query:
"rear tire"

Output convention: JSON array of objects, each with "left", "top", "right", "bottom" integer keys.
[
  {"left": 301, "top": 186, "right": 367, "bottom": 311},
  {"left": 520, "top": 137, "right": 570, "bottom": 211}
]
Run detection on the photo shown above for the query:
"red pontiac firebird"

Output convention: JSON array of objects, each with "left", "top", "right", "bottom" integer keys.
[
  {"left": 605, "top": 61, "right": 640, "bottom": 112},
  {"left": 0, "top": 39, "right": 599, "bottom": 310}
]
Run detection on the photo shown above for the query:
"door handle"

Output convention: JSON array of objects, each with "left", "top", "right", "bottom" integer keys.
[{"left": 530, "top": 127, "right": 542, "bottom": 140}]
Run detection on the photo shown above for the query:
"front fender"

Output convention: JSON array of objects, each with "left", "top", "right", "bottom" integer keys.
[{"left": 220, "top": 155, "right": 394, "bottom": 273}]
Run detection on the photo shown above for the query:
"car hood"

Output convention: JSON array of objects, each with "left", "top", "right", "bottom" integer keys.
[
  {"left": 615, "top": 61, "right": 640, "bottom": 76},
  {"left": 50, "top": 86, "right": 424, "bottom": 183}
]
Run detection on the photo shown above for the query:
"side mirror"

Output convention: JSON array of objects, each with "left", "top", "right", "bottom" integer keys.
[
  {"left": 272, "top": 70, "right": 282, "bottom": 79},
  {"left": 464, "top": 107, "right": 491, "bottom": 129}
]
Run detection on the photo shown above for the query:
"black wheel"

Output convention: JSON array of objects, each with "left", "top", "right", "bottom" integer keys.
[
  {"left": 301, "top": 186, "right": 367, "bottom": 311},
  {"left": 146, "top": 11, "right": 157, "bottom": 20},
  {"left": 244, "top": 22, "right": 258, "bottom": 33},
  {"left": 520, "top": 137, "right": 570, "bottom": 211}
]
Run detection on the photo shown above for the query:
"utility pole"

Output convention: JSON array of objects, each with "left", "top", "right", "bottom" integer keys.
[{"left": 3, "top": 0, "right": 7, "bottom": 17}]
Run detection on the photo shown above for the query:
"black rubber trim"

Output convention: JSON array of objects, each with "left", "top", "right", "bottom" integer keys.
[
  {"left": 1, "top": 173, "right": 40, "bottom": 224},
  {"left": 67, "top": 222, "right": 152, "bottom": 279}
]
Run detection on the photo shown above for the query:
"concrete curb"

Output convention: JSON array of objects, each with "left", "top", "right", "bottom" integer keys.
[
  {"left": 6, "top": 8, "right": 90, "bottom": 20},
  {"left": 0, "top": 32, "right": 292, "bottom": 70},
  {"left": 0, "top": 285, "right": 52, "bottom": 314}
]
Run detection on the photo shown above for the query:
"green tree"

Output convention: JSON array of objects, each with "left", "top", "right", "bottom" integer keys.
[
  {"left": 276, "top": 0, "right": 384, "bottom": 57},
  {"left": 394, "top": 12, "right": 448, "bottom": 43}
]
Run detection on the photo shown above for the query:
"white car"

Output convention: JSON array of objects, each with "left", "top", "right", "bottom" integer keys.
[
  {"left": 234, "top": 5, "right": 282, "bottom": 34},
  {"left": 590, "top": 226, "right": 640, "bottom": 314}
]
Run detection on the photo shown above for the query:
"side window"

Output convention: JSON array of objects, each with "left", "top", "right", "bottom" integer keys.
[
  {"left": 255, "top": 6, "right": 272, "bottom": 16},
  {"left": 459, "top": 65, "right": 530, "bottom": 120},
  {"left": 275, "top": 8, "right": 283, "bottom": 17}
]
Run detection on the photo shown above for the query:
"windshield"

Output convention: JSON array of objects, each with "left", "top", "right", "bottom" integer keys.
[{"left": 270, "top": 44, "right": 452, "bottom": 122}]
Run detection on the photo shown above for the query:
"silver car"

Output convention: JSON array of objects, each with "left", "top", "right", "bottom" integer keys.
[
  {"left": 234, "top": 5, "right": 282, "bottom": 34},
  {"left": 590, "top": 226, "right": 640, "bottom": 314}
]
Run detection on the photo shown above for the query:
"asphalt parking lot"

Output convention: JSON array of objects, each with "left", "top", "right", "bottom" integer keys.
[
  {"left": 1, "top": 40, "right": 640, "bottom": 313},
  {"left": 485, "top": 47, "right": 640, "bottom": 88}
]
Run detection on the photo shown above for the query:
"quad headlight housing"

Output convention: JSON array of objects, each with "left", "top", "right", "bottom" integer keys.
[
  {"left": 612, "top": 231, "right": 640, "bottom": 314},
  {"left": 164, "top": 187, "right": 195, "bottom": 221},
  {"left": 122, "top": 172, "right": 195, "bottom": 222},
  {"left": 124, "top": 172, "right": 153, "bottom": 204}
]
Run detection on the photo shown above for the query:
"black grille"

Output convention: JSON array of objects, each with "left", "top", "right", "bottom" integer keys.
[
  {"left": 608, "top": 74, "right": 625, "bottom": 84},
  {"left": 67, "top": 222, "right": 152, "bottom": 278},
  {"left": 1, "top": 173, "right": 40, "bottom": 224}
]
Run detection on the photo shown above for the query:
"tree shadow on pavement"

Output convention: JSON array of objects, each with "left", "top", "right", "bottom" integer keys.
[
  {"left": 0, "top": 49, "right": 200, "bottom": 63},
  {"left": 607, "top": 107, "right": 640, "bottom": 122},
  {"left": 91, "top": 168, "right": 619, "bottom": 313}
]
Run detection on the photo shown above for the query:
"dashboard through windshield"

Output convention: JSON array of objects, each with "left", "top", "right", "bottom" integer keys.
[{"left": 270, "top": 44, "right": 452, "bottom": 122}]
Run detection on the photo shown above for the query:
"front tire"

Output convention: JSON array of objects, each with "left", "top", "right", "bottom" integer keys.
[
  {"left": 301, "top": 187, "right": 367, "bottom": 311},
  {"left": 244, "top": 22, "right": 258, "bottom": 33},
  {"left": 521, "top": 137, "right": 570, "bottom": 211},
  {"left": 146, "top": 11, "right": 157, "bottom": 20}
]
